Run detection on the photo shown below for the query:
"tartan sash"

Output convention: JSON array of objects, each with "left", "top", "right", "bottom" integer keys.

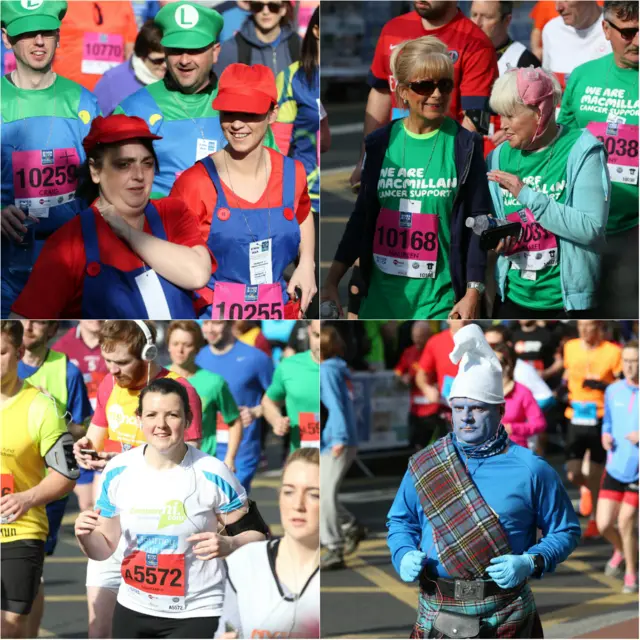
[{"left": 408, "top": 433, "right": 512, "bottom": 579}]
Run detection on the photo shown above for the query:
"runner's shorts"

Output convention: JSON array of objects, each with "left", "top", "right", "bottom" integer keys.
[
  {"left": 112, "top": 601, "right": 219, "bottom": 639},
  {"left": 86, "top": 535, "right": 125, "bottom": 591},
  {"left": 600, "top": 470, "right": 639, "bottom": 507},
  {"left": 565, "top": 420, "right": 606, "bottom": 465},
  {"left": 1, "top": 539, "right": 45, "bottom": 614}
]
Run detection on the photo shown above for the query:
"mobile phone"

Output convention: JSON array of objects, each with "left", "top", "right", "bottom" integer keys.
[
  {"left": 480, "top": 222, "right": 522, "bottom": 251},
  {"left": 79, "top": 449, "right": 101, "bottom": 460}
]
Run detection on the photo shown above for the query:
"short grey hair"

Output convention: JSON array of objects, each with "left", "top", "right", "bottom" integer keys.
[{"left": 489, "top": 69, "right": 563, "bottom": 117}]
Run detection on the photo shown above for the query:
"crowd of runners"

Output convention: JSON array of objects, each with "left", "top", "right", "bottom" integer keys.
[
  {"left": 1, "top": 319, "right": 321, "bottom": 638},
  {"left": 1, "top": 0, "right": 321, "bottom": 320}
]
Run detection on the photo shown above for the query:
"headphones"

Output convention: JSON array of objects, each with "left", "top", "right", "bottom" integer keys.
[{"left": 134, "top": 321, "right": 158, "bottom": 362}]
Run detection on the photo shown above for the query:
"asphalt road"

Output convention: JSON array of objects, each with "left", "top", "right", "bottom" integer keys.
[
  {"left": 37, "top": 441, "right": 289, "bottom": 639},
  {"left": 320, "top": 452, "right": 639, "bottom": 639}
]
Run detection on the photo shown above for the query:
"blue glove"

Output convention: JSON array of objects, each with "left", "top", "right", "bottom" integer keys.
[
  {"left": 399, "top": 550, "right": 427, "bottom": 583},
  {"left": 486, "top": 554, "right": 535, "bottom": 589}
]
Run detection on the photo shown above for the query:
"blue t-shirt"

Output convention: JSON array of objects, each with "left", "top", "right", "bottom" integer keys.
[
  {"left": 18, "top": 355, "right": 92, "bottom": 425},
  {"left": 602, "top": 380, "right": 639, "bottom": 484},
  {"left": 387, "top": 441, "right": 581, "bottom": 579},
  {"left": 195, "top": 341, "right": 273, "bottom": 466}
]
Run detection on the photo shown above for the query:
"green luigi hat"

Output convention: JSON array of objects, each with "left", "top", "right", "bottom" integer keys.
[
  {"left": 1, "top": 0, "right": 67, "bottom": 38},
  {"left": 155, "top": 1, "right": 223, "bottom": 50}
]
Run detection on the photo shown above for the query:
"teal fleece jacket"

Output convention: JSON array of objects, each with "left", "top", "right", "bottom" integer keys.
[{"left": 487, "top": 128, "right": 610, "bottom": 311}]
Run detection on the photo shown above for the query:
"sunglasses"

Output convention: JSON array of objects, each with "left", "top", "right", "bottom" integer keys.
[
  {"left": 407, "top": 78, "right": 454, "bottom": 96},
  {"left": 146, "top": 55, "right": 166, "bottom": 66},
  {"left": 250, "top": 1, "right": 283, "bottom": 13},
  {"left": 605, "top": 19, "right": 639, "bottom": 41}
]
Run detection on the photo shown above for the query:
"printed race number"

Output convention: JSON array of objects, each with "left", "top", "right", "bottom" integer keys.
[
  {"left": 1, "top": 474, "right": 14, "bottom": 497},
  {"left": 84, "top": 43, "right": 122, "bottom": 58},
  {"left": 15, "top": 164, "right": 77, "bottom": 191},
  {"left": 596, "top": 136, "right": 639, "bottom": 159},
  {"left": 375, "top": 226, "right": 437, "bottom": 252},
  {"left": 213, "top": 301, "right": 283, "bottom": 320},
  {"left": 122, "top": 551, "right": 185, "bottom": 597}
]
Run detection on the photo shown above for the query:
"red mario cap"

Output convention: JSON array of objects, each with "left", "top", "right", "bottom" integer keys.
[
  {"left": 83, "top": 115, "right": 162, "bottom": 154},
  {"left": 212, "top": 64, "right": 277, "bottom": 114}
]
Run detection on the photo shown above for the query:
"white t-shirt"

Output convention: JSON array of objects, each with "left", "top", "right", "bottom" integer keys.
[
  {"left": 218, "top": 539, "right": 320, "bottom": 639},
  {"left": 542, "top": 15, "right": 611, "bottom": 76},
  {"left": 96, "top": 445, "right": 247, "bottom": 619}
]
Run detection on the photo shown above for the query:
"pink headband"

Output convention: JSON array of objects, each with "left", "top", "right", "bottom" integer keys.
[{"left": 513, "top": 66, "right": 555, "bottom": 143}]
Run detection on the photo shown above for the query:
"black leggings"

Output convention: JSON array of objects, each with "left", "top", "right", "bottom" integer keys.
[{"left": 112, "top": 601, "right": 219, "bottom": 639}]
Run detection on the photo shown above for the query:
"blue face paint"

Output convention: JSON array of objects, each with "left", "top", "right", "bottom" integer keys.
[{"left": 450, "top": 397, "right": 502, "bottom": 445}]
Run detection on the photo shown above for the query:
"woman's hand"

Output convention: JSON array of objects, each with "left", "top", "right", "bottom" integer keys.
[
  {"left": 288, "top": 259, "right": 317, "bottom": 317},
  {"left": 96, "top": 201, "right": 132, "bottom": 242},
  {"left": 487, "top": 170, "right": 525, "bottom": 199},
  {"left": 75, "top": 508, "right": 101, "bottom": 538},
  {"left": 493, "top": 236, "right": 519, "bottom": 255},
  {"left": 448, "top": 289, "right": 480, "bottom": 320},
  {"left": 187, "top": 532, "right": 235, "bottom": 560}
]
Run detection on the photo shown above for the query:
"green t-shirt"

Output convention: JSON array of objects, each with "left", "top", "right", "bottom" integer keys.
[
  {"left": 265, "top": 350, "right": 320, "bottom": 452},
  {"left": 499, "top": 126, "right": 582, "bottom": 310},
  {"left": 360, "top": 118, "right": 458, "bottom": 320},
  {"left": 177, "top": 366, "right": 240, "bottom": 457},
  {"left": 558, "top": 53, "right": 639, "bottom": 234}
]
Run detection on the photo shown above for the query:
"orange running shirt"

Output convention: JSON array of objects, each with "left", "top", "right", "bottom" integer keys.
[
  {"left": 564, "top": 339, "right": 622, "bottom": 420},
  {"left": 53, "top": 1, "right": 138, "bottom": 92}
]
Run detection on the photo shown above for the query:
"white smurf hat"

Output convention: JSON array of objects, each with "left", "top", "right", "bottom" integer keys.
[{"left": 448, "top": 324, "right": 504, "bottom": 404}]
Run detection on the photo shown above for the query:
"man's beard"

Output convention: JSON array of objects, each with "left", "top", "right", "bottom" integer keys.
[{"left": 414, "top": 2, "right": 449, "bottom": 21}]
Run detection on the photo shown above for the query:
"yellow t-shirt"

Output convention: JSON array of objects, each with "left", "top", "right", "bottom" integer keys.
[
  {"left": 1, "top": 382, "right": 67, "bottom": 542},
  {"left": 564, "top": 339, "right": 622, "bottom": 420},
  {"left": 100, "top": 370, "right": 184, "bottom": 453}
]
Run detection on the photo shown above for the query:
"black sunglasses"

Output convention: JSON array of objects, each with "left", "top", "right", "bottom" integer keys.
[
  {"left": 407, "top": 78, "right": 454, "bottom": 96},
  {"left": 146, "top": 55, "right": 166, "bottom": 66},
  {"left": 605, "top": 19, "right": 639, "bottom": 41},
  {"left": 250, "top": 1, "right": 283, "bottom": 13}
]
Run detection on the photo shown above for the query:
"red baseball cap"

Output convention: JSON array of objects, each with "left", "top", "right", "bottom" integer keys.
[
  {"left": 83, "top": 115, "right": 162, "bottom": 154},
  {"left": 212, "top": 64, "right": 277, "bottom": 114}
]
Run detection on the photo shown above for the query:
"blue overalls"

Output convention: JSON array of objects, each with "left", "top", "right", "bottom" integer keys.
[
  {"left": 198, "top": 154, "right": 300, "bottom": 319},
  {"left": 79, "top": 202, "right": 197, "bottom": 319}
]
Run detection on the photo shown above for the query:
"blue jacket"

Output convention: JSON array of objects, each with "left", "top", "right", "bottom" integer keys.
[
  {"left": 487, "top": 129, "right": 610, "bottom": 311},
  {"left": 387, "top": 440, "right": 580, "bottom": 579},
  {"left": 603, "top": 379, "right": 639, "bottom": 484},
  {"left": 320, "top": 358, "right": 358, "bottom": 453},
  {"left": 214, "top": 20, "right": 301, "bottom": 78},
  {"left": 334, "top": 120, "right": 491, "bottom": 302}
]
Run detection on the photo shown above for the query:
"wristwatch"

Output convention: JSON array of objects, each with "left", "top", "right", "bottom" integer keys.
[
  {"left": 530, "top": 554, "right": 545, "bottom": 578},
  {"left": 467, "top": 281, "right": 486, "bottom": 295}
]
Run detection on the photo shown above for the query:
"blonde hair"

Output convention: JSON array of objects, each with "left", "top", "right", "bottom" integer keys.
[
  {"left": 489, "top": 69, "right": 562, "bottom": 117},
  {"left": 283, "top": 447, "right": 320, "bottom": 473},
  {"left": 390, "top": 36, "right": 454, "bottom": 105}
]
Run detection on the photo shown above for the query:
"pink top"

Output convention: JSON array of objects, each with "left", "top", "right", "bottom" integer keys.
[{"left": 504, "top": 381, "right": 547, "bottom": 448}]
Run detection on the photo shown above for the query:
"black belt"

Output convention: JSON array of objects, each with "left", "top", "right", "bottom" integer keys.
[{"left": 419, "top": 570, "right": 519, "bottom": 601}]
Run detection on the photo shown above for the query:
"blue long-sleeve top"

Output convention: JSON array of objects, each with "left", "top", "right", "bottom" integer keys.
[
  {"left": 387, "top": 441, "right": 581, "bottom": 580},
  {"left": 602, "top": 379, "right": 639, "bottom": 484},
  {"left": 320, "top": 357, "right": 358, "bottom": 454}
]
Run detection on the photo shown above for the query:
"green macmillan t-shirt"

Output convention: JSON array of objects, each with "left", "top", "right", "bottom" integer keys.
[
  {"left": 359, "top": 118, "right": 458, "bottom": 320},
  {"left": 265, "top": 350, "right": 320, "bottom": 452},
  {"left": 185, "top": 367, "right": 240, "bottom": 457},
  {"left": 558, "top": 53, "right": 639, "bottom": 235},
  {"left": 499, "top": 126, "right": 582, "bottom": 311}
]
